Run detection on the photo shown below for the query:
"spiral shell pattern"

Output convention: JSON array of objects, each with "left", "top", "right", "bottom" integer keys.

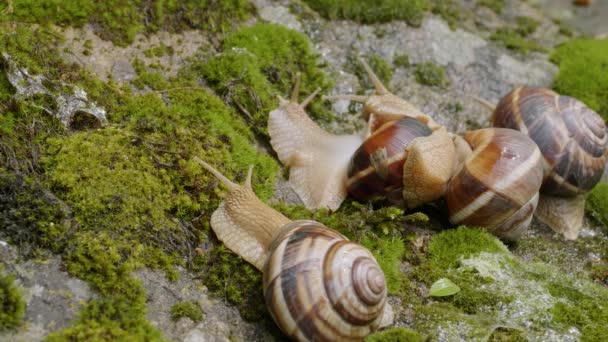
[
  {"left": 492, "top": 86, "right": 608, "bottom": 196},
  {"left": 446, "top": 128, "right": 544, "bottom": 240},
  {"left": 346, "top": 117, "right": 433, "bottom": 201},
  {"left": 263, "top": 220, "right": 386, "bottom": 342}
]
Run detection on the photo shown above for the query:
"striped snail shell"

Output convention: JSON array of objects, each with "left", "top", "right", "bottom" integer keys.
[
  {"left": 264, "top": 220, "right": 387, "bottom": 341},
  {"left": 194, "top": 158, "right": 391, "bottom": 341},
  {"left": 346, "top": 117, "right": 433, "bottom": 201},
  {"left": 446, "top": 128, "right": 544, "bottom": 240},
  {"left": 492, "top": 86, "right": 608, "bottom": 196}
]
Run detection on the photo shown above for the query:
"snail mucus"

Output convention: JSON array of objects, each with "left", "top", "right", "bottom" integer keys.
[
  {"left": 194, "top": 157, "right": 393, "bottom": 341},
  {"left": 269, "top": 59, "right": 545, "bottom": 240},
  {"left": 479, "top": 86, "right": 608, "bottom": 239}
]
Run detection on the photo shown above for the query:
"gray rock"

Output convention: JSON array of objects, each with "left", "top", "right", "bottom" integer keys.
[
  {"left": 136, "top": 268, "right": 275, "bottom": 342},
  {"left": 111, "top": 59, "right": 137, "bottom": 83},
  {"left": 0, "top": 243, "right": 94, "bottom": 342},
  {"left": 259, "top": 6, "right": 303, "bottom": 32}
]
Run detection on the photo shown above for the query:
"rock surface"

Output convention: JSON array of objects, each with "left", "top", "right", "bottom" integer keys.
[{"left": 1, "top": 1, "right": 607, "bottom": 341}]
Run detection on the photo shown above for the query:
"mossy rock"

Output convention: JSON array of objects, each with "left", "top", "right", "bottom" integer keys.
[
  {"left": 551, "top": 39, "right": 608, "bottom": 121},
  {"left": 171, "top": 301, "right": 204, "bottom": 322},
  {"left": 364, "top": 327, "right": 425, "bottom": 342},
  {"left": 198, "top": 23, "right": 332, "bottom": 135},
  {"left": 0, "top": 269, "right": 25, "bottom": 331},
  {"left": 414, "top": 62, "right": 449, "bottom": 88},
  {"left": 301, "top": 0, "right": 430, "bottom": 26},
  {"left": 1, "top": 0, "right": 254, "bottom": 46},
  {"left": 587, "top": 182, "right": 608, "bottom": 231},
  {"left": 410, "top": 227, "right": 608, "bottom": 340}
]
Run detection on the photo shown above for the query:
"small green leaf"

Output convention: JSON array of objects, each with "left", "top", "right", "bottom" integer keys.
[{"left": 429, "top": 278, "right": 461, "bottom": 297}]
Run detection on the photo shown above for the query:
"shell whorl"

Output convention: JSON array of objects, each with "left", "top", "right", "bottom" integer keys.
[
  {"left": 492, "top": 86, "right": 608, "bottom": 196},
  {"left": 263, "top": 221, "right": 387, "bottom": 342},
  {"left": 446, "top": 128, "right": 544, "bottom": 240},
  {"left": 346, "top": 117, "right": 433, "bottom": 201}
]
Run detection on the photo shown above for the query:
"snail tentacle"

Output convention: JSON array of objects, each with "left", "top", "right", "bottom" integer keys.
[
  {"left": 194, "top": 157, "right": 291, "bottom": 270},
  {"left": 268, "top": 80, "right": 362, "bottom": 211}
]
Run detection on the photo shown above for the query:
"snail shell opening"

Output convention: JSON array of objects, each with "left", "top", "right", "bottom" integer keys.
[{"left": 263, "top": 220, "right": 387, "bottom": 341}]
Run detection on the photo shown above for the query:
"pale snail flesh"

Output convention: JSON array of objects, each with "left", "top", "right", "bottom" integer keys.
[
  {"left": 490, "top": 86, "right": 608, "bottom": 239},
  {"left": 446, "top": 128, "right": 544, "bottom": 241},
  {"left": 194, "top": 157, "right": 392, "bottom": 341},
  {"left": 268, "top": 59, "right": 456, "bottom": 211}
]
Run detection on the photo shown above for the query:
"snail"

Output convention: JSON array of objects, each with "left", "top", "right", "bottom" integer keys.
[
  {"left": 268, "top": 59, "right": 456, "bottom": 211},
  {"left": 194, "top": 157, "right": 393, "bottom": 341},
  {"left": 445, "top": 128, "right": 544, "bottom": 240},
  {"left": 477, "top": 86, "right": 608, "bottom": 239}
]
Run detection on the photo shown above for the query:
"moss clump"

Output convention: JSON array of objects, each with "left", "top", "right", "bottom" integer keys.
[
  {"left": 490, "top": 28, "right": 546, "bottom": 54},
  {"left": 364, "top": 327, "right": 425, "bottom": 342},
  {"left": 198, "top": 23, "right": 331, "bottom": 135},
  {"left": 431, "top": 0, "right": 461, "bottom": 30},
  {"left": 171, "top": 302, "right": 204, "bottom": 322},
  {"left": 351, "top": 54, "right": 393, "bottom": 91},
  {"left": 515, "top": 16, "right": 540, "bottom": 37},
  {"left": 587, "top": 183, "right": 608, "bottom": 231},
  {"left": 200, "top": 245, "right": 267, "bottom": 322},
  {"left": 2, "top": 0, "right": 254, "bottom": 46},
  {"left": 477, "top": 0, "right": 504, "bottom": 14},
  {"left": 301, "top": 0, "right": 429, "bottom": 27},
  {"left": 0, "top": 174, "right": 68, "bottom": 257},
  {"left": 427, "top": 226, "right": 508, "bottom": 271},
  {"left": 0, "top": 269, "right": 25, "bottom": 331},
  {"left": 393, "top": 54, "right": 411, "bottom": 68},
  {"left": 414, "top": 62, "right": 449, "bottom": 88},
  {"left": 550, "top": 39, "right": 608, "bottom": 120}
]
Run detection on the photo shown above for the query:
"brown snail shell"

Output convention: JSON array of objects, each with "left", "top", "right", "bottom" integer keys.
[
  {"left": 446, "top": 128, "right": 544, "bottom": 240},
  {"left": 264, "top": 220, "right": 387, "bottom": 341},
  {"left": 492, "top": 86, "right": 608, "bottom": 196},
  {"left": 346, "top": 117, "right": 433, "bottom": 201},
  {"left": 195, "top": 158, "right": 391, "bottom": 341}
]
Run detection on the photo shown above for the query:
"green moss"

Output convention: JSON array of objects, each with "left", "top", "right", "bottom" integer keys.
[
  {"left": 171, "top": 301, "right": 204, "bottom": 322},
  {"left": 200, "top": 245, "right": 268, "bottom": 322},
  {"left": 414, "top": 62, "right": 449, "bottom": 88},
  {"left": 393, "top": 54, "right": 411, "bottom": 69},
  {"left": 143, "top": 44, "right": 173, "bottom": 58},
  {"left": 2, "top": 0, "right": 254, "bottom": 47},
  {"left": 197, "top": 23, "right": 332, "bottom": 135},
  {"left": 364, "top": 327, "right": 425, "bottom": 342},
  {"left": 427, "top": 227, "right": 508, "bottom": 271},
  {"left": 477, "top": 0, "right": 504, "bottom": 14},
  {"left": 431, "top": 0, "right": 461, "bottom": 31},
  {"left": 352, "top": 54, "right": 393, "bottom": 90},
  {"left": 0, "top": 174, "right": 68, "bottom": 257},
  {"left": 550, "top": 39, "right": 608, "bottom": 120},
  {"left": 515, "top": 16, "right": 540, "bottom": 37},
  {"left": 490, "top": 28, "right": 546, "bottom": 54},
  {"left": 409, "top": 227, "right": 608, "bottom": 340},
  {"left": 587, "top": 183, "right": 608, "bottom": 230},
  {"left": 0, "top": 268, "right": 25, "bottom": 331},
  {"left": 301, "top": 0, "right": 429, "bottom": 26}
]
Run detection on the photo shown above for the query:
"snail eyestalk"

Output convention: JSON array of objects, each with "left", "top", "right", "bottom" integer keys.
[{"left": 194, "top": 157, "right": 290, "bottom": 270}]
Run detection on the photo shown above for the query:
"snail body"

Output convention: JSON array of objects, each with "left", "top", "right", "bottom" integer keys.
[
  {"left": 446, "top": 128, "right": 544, "bottom": 240},
  {"left": 195, "top": 158, "right": 391, "bottom": 341},
  {"left": 269, "top": 59, "right": 456, "bottom": 211},
  {"left": 490, "top": 86, "right": 608, "bottom": 239}
]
